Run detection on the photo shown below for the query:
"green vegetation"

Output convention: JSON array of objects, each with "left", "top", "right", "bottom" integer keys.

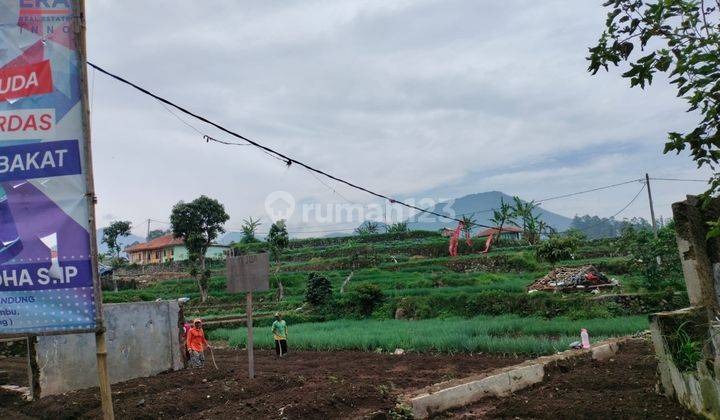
[
  {"left": 210, "top": 315, "right": 648, "bottom": 355},
  {"left": 105, "top": 223, "right": 688, "bottom": 355},
  {"left": 535, "top": 236, "right": 579, "bottom": 263},
  {"left": 305, "top": 272, "right": 332, "bottom": 306},
  {"left": 170, "top": 195, "right": 230, "bottom": 302},
  {"left": 588, "top": 0, "right": 716, "bottom": 234},
  {"left": 619, "top": 222, "right": 683, "bottom": 290}
]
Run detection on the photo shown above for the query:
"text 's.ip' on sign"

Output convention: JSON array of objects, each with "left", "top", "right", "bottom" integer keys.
[{"left": 226, "top": 253, "right": 270, "bottom": 293}]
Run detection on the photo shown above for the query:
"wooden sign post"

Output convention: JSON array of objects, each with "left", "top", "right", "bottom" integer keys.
[{"left": 227, "top": 253, "right": 269, "bottom": 379}]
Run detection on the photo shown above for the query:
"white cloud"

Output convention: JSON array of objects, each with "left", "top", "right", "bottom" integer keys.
[{"left": 85, "top": 0, "right": 709, "bottom": 236}]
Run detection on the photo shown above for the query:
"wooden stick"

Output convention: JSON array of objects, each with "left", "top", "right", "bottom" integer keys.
[
  {"left": 208, "top": 346, "right": 219, "bottom": 370},
  {"left": 246, "top": 292, "right": 255, "bottom": 378},
  {"left": 74, "top": 0, "right": 114, "bottom": 418}
]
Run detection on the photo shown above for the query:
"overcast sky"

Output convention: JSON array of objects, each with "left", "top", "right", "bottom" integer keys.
[{"left": 85, "top": 0, "right": 709, "bottom": 237}]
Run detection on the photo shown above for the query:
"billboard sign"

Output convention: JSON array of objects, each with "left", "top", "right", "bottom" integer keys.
[
  {"left": 0, "top": 0, "right": 98, "bottom": 334},
  {"left": 227, "top": 253, "right": 270, "bottom": 293}
]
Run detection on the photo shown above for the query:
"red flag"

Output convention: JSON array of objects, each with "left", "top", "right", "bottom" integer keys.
[
  {"left": 449, "top": 222, "right": 464, "bottom": 256},
  {"left": 482, "top": 233, "right": 494, "bottom": 254}
]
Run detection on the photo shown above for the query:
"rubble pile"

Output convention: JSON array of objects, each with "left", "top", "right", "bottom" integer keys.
[{"left": 528, "top": 265, "right": 618, "bottom": 293}]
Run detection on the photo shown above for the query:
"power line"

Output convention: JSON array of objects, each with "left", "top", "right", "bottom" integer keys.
[
  {"left": 563, "top": 183, "right": 646, "bottom": 234},
  {"left": 650, "top": 177, "right": 708, "bottom": 183},
  {"left": 535, "top": 178, "right": 643, "bottom": 204},
  {"left": 87, "top": 61, "right": 491, "bottom": 229},
  {"left": 444, "top": 178, "right": 644, "bottom": 220},
  {"left": 304, "top": 167, "right": 355, "bottom": 205},
  {"left": 608, "top": 183, "right": 646, "bottom": 219}
]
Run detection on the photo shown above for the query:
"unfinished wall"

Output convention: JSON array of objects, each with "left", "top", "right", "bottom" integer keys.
[
  {"left": 30, "top": 301, "right": 184, "bottom": 398},
  {"left": 650, "top": 195, "right": 720, "bottom": 418}
]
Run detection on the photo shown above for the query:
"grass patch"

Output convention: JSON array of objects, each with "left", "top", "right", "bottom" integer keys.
[{"left": 209, "top": 314, "right": 647, "bottom": 355}]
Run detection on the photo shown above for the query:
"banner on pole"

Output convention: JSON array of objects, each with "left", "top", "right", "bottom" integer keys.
[{"left": 0, "top": 0, "right": 98, "bottom": 334}]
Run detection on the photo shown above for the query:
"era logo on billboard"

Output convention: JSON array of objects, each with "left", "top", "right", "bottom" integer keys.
[
  {"left": 0, "top": 109, "right": 55, "bottom": 141},
  {"left": 0, "top": 61, "right": 53, "bottom": 101},
  {"left": 18, "top": 0, "right": 70, "bottom": 11}
]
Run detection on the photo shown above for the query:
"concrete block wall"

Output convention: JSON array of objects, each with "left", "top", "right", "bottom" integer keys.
[
  {"left": 649, "top": 196, "right": 720, "bottom": 418},
  {"left": 30, "top": 301, "right": 184, "bottom": 398},
  {"left": 651, "top": 310, "right": 720, "bottom": 418}
]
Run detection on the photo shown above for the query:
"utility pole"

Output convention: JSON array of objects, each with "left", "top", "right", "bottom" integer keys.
[
  {"left": 146, "top": 218, "right": 151, "bottom": 241},
  {"left": 645, "top": 173, "right": 658, "bottom": 239}
]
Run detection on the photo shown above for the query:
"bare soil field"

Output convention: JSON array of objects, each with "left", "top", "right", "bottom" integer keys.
[
  {"left": 0, "top": 340, "right": 700, "bottom": 419},
  {"left": 0, "top": 348, "right": 521, "bottom": 419},
  {"left": 445, "top": 340, "right": 699, "bottom": 419}
]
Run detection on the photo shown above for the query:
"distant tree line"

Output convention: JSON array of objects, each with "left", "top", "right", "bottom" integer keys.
[{"left": 568, "top": 215, "right": 653, "bottom": 239}]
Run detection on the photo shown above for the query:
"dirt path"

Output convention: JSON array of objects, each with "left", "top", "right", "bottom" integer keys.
[
  {"left": 0, "top": 348, "right": 521, "bottom": 419},
  {"left": 445, "top": 340, "right": 699, "bottom": 419}
]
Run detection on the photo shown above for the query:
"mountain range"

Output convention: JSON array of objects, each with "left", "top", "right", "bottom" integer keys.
[
  {"left": 404, "top": 191, "right": 572, "bottom": 233},
  {"left": 96, "top": 191, "right": 574, "bottom": 247}
]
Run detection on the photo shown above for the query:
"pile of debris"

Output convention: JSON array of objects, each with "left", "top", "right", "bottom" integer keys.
[{"left": 528, "top": 265, "right": 618, "bottom": 293}]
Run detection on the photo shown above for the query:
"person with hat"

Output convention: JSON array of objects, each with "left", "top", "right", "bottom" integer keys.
[
  {"left": 271, "top": 312, "right": 288, "bottom": 358},
  {"left": 186, "top": 318, "right": 210, "bottom": 368}
]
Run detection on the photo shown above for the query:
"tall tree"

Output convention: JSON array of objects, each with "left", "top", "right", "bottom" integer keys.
[
  {"left": 170, "top": 196, "right": 229, "bottom": 302},
  {"left": 588, "top": 0, "right": 717, "bottom": 232},
  {"left": 102, "top": 220, "right": 132, "bottom": 292},
  {"left": 490, "top": 198, "right": 512, "bottom": 244},
  {"left": 267, "top": 220, "right": 290, "bottom": 301}
]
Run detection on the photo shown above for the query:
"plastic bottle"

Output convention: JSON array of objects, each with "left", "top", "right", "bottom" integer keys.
[{"left": 580, "top": 328, "right": 590, "bottom": 349}]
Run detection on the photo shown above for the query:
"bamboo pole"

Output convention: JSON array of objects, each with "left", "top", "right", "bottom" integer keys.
[{"left": 74, "top": 1, "right": 115, "bottom": 418}]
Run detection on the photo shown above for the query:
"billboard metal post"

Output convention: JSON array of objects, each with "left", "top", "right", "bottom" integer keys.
[
  {"left": 227, "top": 253, "right": 269, "bottom": 379},
  {"left": 75, "top": 1, "right": 114, "bottom": 418}
]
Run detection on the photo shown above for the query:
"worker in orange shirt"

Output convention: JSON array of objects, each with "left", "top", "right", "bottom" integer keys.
[{"left": 186, "top": 318, "right": 210, "bottom": 368}]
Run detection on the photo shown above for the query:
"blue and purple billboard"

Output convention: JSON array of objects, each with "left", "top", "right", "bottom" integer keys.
[{"left": 0, "top": 0, "right": 97, "bottom": 334}]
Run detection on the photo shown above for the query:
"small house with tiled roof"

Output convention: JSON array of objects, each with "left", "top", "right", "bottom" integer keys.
[{"left": 124, "top": 234, "right": 229, "bottom": 265}]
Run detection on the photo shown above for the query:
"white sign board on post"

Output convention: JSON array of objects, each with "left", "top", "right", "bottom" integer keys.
[{"left": 226, "top": 252, "right": 270, "bottom": 378}]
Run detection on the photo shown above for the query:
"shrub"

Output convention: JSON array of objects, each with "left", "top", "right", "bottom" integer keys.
[
  {"left": 349, "top": 284, "right": 385, "bottom": 317},
  {"left": 619, "top": 222, "right": 682, "bottom": 290},
  {"left": 535, "top": 236, "right": 579, "bottom": 263},
  {"left": 305, "top": 272, "right": 332, "bottom": 306}
]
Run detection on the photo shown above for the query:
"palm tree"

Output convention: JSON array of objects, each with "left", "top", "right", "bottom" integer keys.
[
  {"left": 489, "top": 198, "right": 512, "bottom": 244},
  {"left": 460, "top": 214, "right": 476, "bottom": 237},
  {"left": 355, "top": 221, "right": 380, "bottom": 235},
  {"left": 538, "top": 220, "right": 556, "bottom": 238},
  {"left": 386, "top": 222, "right": 409, "bottom": 234},
  {"left": 510, "top": 196, "right": 540, "bottom": 244}
]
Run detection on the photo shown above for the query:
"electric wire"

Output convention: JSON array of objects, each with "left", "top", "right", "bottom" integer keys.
[
  {"left": 650, "top": 177, "right": 709, "bottom": 183},
  {"left": 562, "top": 183, "right": 647, "bottom": 234},
  {"left": 87, "top": 61, "right": 492, "bottom": 228}
]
